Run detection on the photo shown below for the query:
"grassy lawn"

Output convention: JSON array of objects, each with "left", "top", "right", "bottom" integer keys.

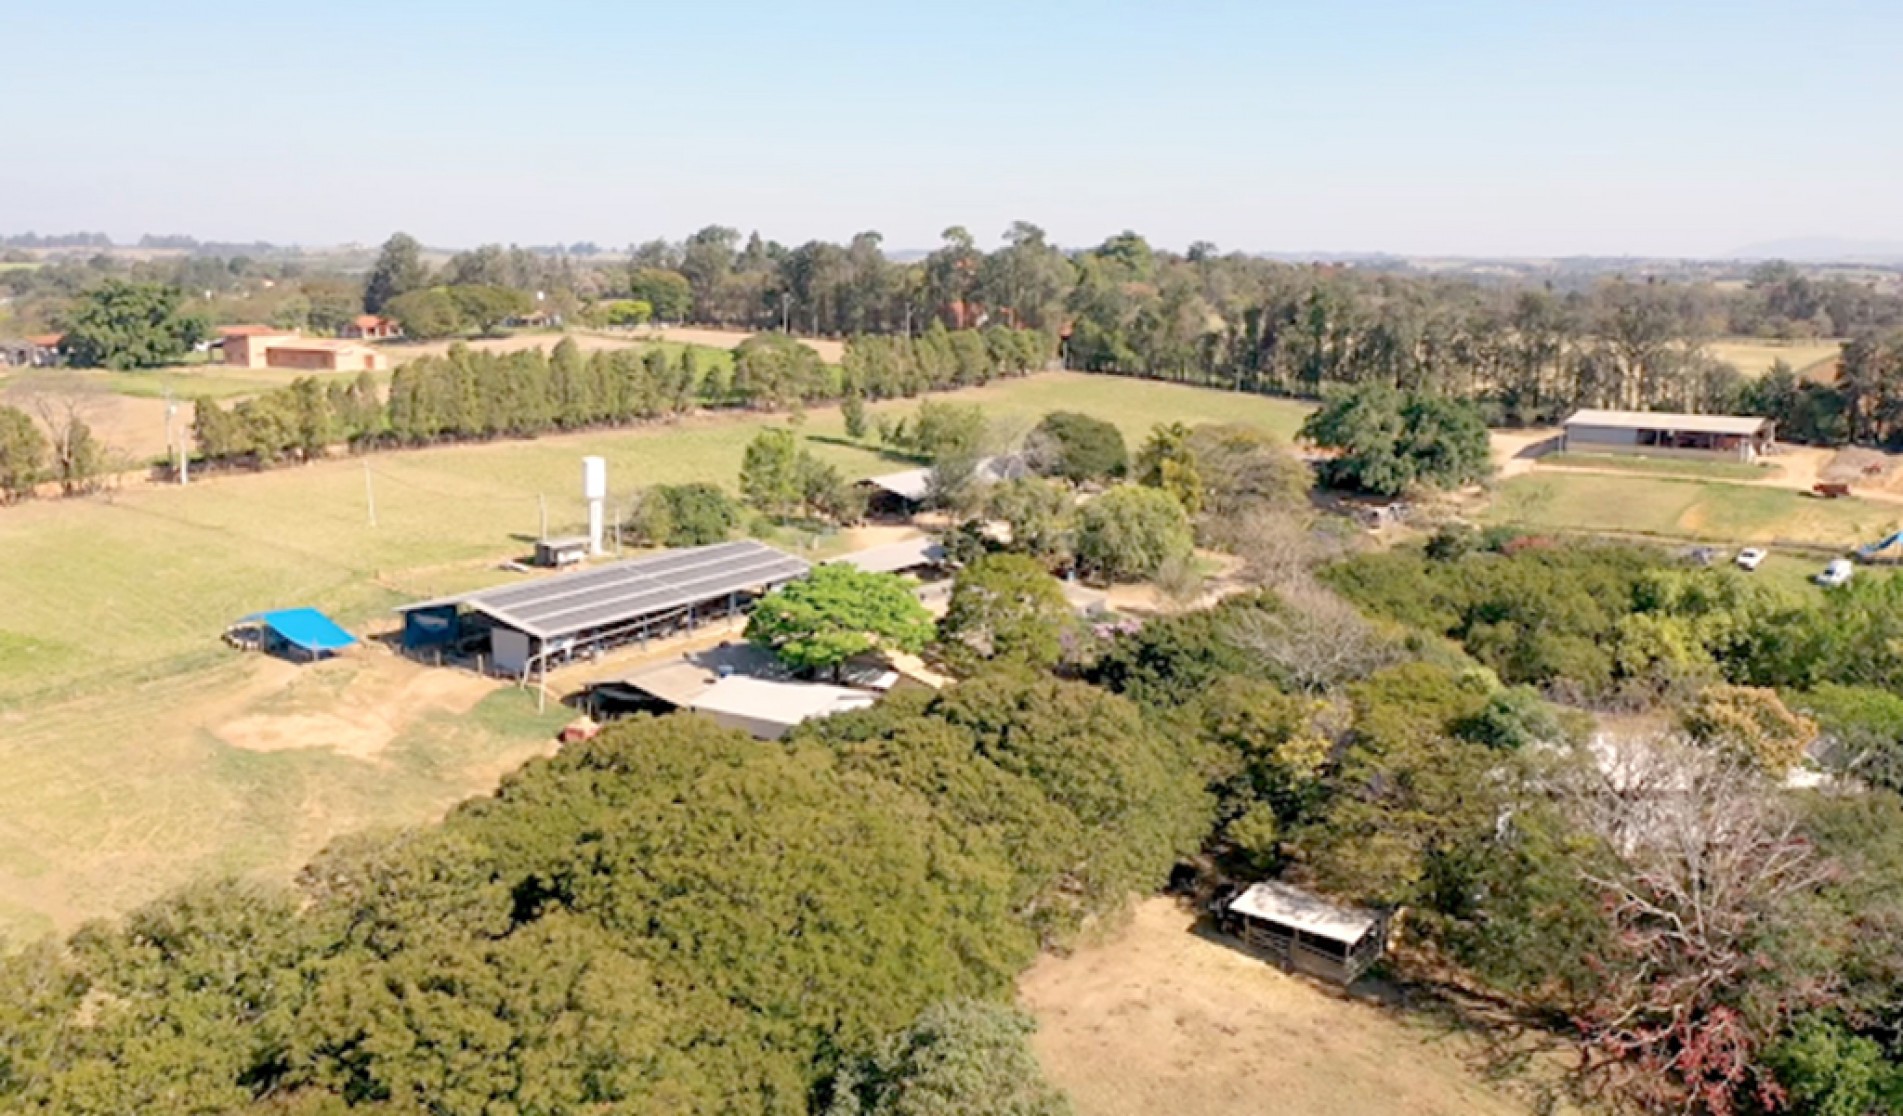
[
  {"left": 1485, "top": 471, "right": 1899, "bottom": 548},
  {"left": 93, "top": 366, "right": 378, "bottom": 400},
  {"left": 1538, "top": 452, "right": 1780, "bottom": 482},
  {"left": 0, "top": 371, "right": 1309, "bottom": 941}
]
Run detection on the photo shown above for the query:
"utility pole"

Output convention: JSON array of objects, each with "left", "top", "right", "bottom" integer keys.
[
  {"left": 163, "top": 390, "right": 187, "bottom": 485},
  {"left": 363, "top": 460, "right": 377, "bottom": 527}
]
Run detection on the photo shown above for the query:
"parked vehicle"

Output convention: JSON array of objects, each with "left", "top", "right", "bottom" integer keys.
[
  {"left": 1818, "top": 559, "right": 1855, "bottom": 588},
  {"left": 1735, "top": 547, "right": 1768, "bottom": 571}
]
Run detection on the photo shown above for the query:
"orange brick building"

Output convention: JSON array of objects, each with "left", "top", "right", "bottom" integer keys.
[{"left": 220, "top": 326, "right": 384, "bottom": 372}]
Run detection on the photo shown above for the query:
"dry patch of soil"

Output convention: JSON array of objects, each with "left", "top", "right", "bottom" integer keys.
[
  {"left": 1020, "top": 898, "right": 1534, "bottom": 1116},
  {"left": 212, "top": 654, "right": 494, "bottom": 760}
]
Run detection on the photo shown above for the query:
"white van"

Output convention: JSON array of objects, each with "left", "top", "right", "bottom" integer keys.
[{"left": 1817, "top": 559, "right": 1854, "bottom": 588}]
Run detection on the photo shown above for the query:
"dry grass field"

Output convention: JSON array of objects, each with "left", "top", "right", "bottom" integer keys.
[
  {"left": 1706, "top": 337, "right": 1842, "bottom": 379},
  {"left": 1021, "top": 899, "right": 1548, "bottom": 1116},
  {"left": 0, "top": 327, "right": 785, "bottom": 464},
  {"left": 0, "top": 372, "right": 1311, "bottom": 942}
]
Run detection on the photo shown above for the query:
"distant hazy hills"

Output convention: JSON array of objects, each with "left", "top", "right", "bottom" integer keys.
[{"left": 1727, "top": 237, "right": 1903, "bottom": 264}]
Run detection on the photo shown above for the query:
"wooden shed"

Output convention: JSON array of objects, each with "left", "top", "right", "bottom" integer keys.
[{"left": 1215, "top": 880, "right": 1388, "bottom": 984}]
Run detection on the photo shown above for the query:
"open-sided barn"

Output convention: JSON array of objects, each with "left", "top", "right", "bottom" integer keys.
[
  {"left": 396, "top": 539, "right": 810, "bottom": 679},
  {"left": 1215, "top": 880, "right": 1388, "bottom": 984},
  {"left": 1562, "top": 409, "right": 1775, "bottom": 462}
]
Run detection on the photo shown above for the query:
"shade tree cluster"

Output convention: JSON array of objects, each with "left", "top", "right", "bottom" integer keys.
[{"left": 0, "top": 665, "right": 1198, "bottom": 1115}]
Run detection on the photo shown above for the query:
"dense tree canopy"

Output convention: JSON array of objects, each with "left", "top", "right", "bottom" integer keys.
[
  {"left": 1301, "top": 384, "right": 1491, "bottom": 496},
  {"left": 58, "top": 280, "right": 206, "bottom": 369},
  {"left": 937, "top": 553, "right": 1076, "bottom": 674},
  {"left": 746, "top": 564, "right": 936, "bottom": 674},
  {"left": 363, "top": 232, "right": 429, "bottom": 314},
  {"left": 1073, "top": 485, "right": 1194, "bottom": 581},
  {"left": 1026, "top": 411, "right": 1127, "bottom": 483}
]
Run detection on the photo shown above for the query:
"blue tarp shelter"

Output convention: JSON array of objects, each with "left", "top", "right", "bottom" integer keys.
[{"left": 234, "top": 608, "right": 358, "bottom": 661}]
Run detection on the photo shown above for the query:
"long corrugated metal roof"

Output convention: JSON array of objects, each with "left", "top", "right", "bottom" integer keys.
[
  {"left": 858, "top": 455, "right": 1030, "bottom": 501},
  {"left": 689, "top": 675, "right": 876, "bottom": 729},
  {"left": 829, "top": 536, "right": 946, "bottom": 575},
  {"left": 397, "top": 540, "right": 810, "bottom": 640},
  {"left": 1563, "top": 409, "right": 1771, "bottom": 436}
]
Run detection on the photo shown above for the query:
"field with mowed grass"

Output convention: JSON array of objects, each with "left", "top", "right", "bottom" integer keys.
[
  {"left": 1485, "top": 471, "right": 1900, "bottom": 548},
  {"left": 1706, "top": 337, "right": 1842, "bottom": 379},
  {"left": 0, "top": 372, "right": 1311, "bottom": 941}
]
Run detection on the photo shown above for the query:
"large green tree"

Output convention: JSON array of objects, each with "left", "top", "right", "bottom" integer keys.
[
  {"left": 1300, "top": 384, "right": 1490, "bottom": 496},
  {"left": 747, "top": 564, "right": 935, "bottom": 674},
  {"left": 1027, "top": 411, "right": 1127, "bottom": 483},
  {"left": 0, "top": 404, "right": 48, "bottom": 500},
  {"left": 938, "top": 553, "right": 1076, "bottom": 674},
  {"left": 383, "top": 288, "right": 463, "bottom": 339},
  {"left": 59, "top": 280, "right": 205, "bottom": 369},
  {"left": 363, "top": 232, "right": 429, "bottom": 314},
  {"left": 1073, "top": 485, "right": 1194, "bottom": 581}
]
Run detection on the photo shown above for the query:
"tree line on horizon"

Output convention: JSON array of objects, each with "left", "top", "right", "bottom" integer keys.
[
  {"left": 179, "top": 326, "right": 1053, "bottom": 474},
  {"left": 9, "top": 224, "right": 1903, "bottom": 452}
]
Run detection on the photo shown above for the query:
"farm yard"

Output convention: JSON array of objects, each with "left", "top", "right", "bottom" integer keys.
[{"left": 0, "top": 372, "right": 1311, "bottom": 941}]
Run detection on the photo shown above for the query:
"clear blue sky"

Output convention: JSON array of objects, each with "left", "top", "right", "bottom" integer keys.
[{"left": 2, "top": 0, "right": 1898, "bottom": 257}]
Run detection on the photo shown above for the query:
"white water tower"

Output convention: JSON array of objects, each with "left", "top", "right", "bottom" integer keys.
[{"left": 582, "top": 456, "right": 607, "bottom": 556}]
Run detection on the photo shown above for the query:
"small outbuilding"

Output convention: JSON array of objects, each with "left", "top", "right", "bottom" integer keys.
[
  {"left": 534, "top": 536, "right": 591, "bottom": 568},
  {"left": 1215, "top": 880, "right": 1388, "bottom": 984},
  {"left": 226, "top": 608, "right": 358, "bottom": 663},
  {"left": 856, "top": 455, "right": 1030, "bottom": 517},
  {"left": 340, "top": 314, "right": 402, "bottom": 340},
  {"left": 1561, "top": 409, "right": 1775, "bottom": 462}
]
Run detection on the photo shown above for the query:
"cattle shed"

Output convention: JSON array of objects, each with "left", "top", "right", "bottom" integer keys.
[
  {"left": 1562, "top": 409, "right": 1775, "bottom": 462},
  {"left": 396, "top": 540, "right": 810, "bottom": 678},
  {"left": 1216, "top": 880, "right": 1388, "bottom": 984},
  {"left": 688, "top": 675, "right": 877, "bottom": 740}
]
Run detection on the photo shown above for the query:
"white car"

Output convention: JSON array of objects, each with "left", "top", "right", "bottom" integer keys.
[
  {"left": 1735, "top": 548, "right": 1767, "bottom": 571},
  {"left": 1817, "top": 559, "right": 1854, "bottom": 588}
]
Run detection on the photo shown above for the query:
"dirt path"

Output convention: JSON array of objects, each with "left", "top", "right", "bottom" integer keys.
[
  {"left": 1489, "top": 428, "right": 1562, "bottom": 479},
  {"left": 1020, "top": 898, "right": 1537, "bottom": 1116}
]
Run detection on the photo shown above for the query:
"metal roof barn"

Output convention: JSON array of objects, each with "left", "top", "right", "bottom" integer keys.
[
  {"left": 686, "top": 675, "right": 877, "bottom": 740},
  {"left": 1562, "top": 409, "right": 1771, "bottom": 437},
  {"left": 1215, "top": 880, "right": 1389, "bottom": 984},
  {"left": 829, "top": 536, "right": 947, "bottom": 575},
  {"left": 397, "top": 540, "right": 810, "bottom": 677}
]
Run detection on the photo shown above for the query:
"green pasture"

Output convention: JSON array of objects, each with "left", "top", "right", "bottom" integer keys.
[
  {"left": 1485, "top": 471, "right": 1900, "bottom": 549},
  {"left": 1537, "top": 452, "right": 1780, "bottom": 482},
  {"left": 0, "top": 371, "right": 1311, "bottom": 941}
]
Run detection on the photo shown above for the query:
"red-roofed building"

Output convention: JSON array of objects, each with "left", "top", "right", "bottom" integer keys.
[
  {"left": 340, "top": 314, "right": 402, "bottom": 340},
  {"left": 2, "top": 333, "right": 64, "bottom": 366}
]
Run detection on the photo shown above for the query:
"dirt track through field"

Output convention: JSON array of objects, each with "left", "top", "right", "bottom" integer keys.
[{"left": 1021, "top": 899, "right": 1534, "bottom": 1116}]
